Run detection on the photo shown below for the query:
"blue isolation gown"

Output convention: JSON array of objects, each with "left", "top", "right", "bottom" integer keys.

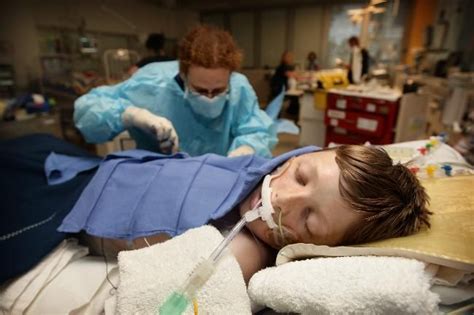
[
  {"left": 58, "top": 146, "right": 317, "bottom": 240},
  {"left": 74, "top": 61, "right": 277, "bottom": 157}
]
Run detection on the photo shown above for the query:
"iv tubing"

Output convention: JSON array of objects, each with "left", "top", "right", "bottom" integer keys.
[
  {"left": 209, "top": 215, "right": 247, "bottom": 262},
  {"left": 159, "top": 206, "right": 260, "bottom": 315}
]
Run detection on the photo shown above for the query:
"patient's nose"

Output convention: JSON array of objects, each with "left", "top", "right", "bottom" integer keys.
[
  {"left": 272, "top": 189, "right": 306, "bottom": 227},
  {"left": 273, "top": 185, "right": 304, "bottom": 207}
]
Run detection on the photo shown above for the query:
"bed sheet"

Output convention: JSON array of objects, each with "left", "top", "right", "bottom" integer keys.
[{"left": 0, "top": 239, "right": 117, "bottom": 315}]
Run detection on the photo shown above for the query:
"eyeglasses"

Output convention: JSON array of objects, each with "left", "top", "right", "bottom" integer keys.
[{"left": 186, "top": 81, "right": 229, "bottom": 99}]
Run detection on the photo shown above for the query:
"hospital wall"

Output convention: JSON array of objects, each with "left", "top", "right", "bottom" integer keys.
[
  {"left": 202, "top": 1, "right": 411, "bottom": 103},
  {"left": 402, "top": 0, "right": 473, "bottom": 68},
  {"left": 402, "top": 0, "right": 437, "bottom": 65},
  {"left": 201, "top": 1, "right": 411, "bottom": 70},
  {"left": 202, "top": 6, "right": 332, "bottom": 69},
  {"left": 433, "top": 0, "right": 474, "bottom": 71},
  {"left": 0, "top": 0, "right": 199, "bottom": 91}
]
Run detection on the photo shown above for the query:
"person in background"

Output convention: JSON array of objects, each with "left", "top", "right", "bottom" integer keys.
[
  {"left": 434, "top": 51, "right": 463, "bottom": 78},
  {"left": 74, "top": 25, "right": 277, "bottom": 158},
  {"left": 270, "top": 51, "right": 297, "bottom": 99},
  {"left": 346, "top": 36, "right": 370, "bottom": 84},
  {"left": 270, "top": 51, "right": 300, "bottom": 117},
  {"left": 129, "top": 33, "right": 173, "bottom": 74},
  {"left": 306, "top": 51, "right": 319, "bottom": 71}
]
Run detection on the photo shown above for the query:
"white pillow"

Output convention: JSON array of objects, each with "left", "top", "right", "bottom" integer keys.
[{"left": 248, "top": 256, "right": 440, "bottom": 314}]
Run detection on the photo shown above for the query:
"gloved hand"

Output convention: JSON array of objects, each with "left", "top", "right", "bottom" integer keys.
[
  {"left": 122, "top": 106, "right": 179, "bottom": 154},
  {"left": 228, "top": 145, "right": 255, "bottom": 157}
]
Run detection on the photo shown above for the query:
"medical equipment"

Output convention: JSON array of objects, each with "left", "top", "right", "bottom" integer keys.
[
  {"left": 159, "top": 169, "right": 281, "bottom": 315},
  {"left": 103, "top": 48, "right": 140, "bottom": 84},
  {"left": 394, "top": 137, "right": 474, "bottom": 178}
]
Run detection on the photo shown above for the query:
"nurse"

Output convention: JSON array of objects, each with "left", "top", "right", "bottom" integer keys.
[{"left": 74, "top": 25, "right": 277, "bottom": 157}]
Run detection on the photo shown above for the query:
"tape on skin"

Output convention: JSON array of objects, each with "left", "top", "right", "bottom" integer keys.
[
  {"left": 258, "top": 159, "right": 293, "bottom": 229},
  {"left": 260, "top": 175, "right": 278, "bottom": 228},
  {"left": 243, "top": 158, "right": 296, "bottom": 247}
]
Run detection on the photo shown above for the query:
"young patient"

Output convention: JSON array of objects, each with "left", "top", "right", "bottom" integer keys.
[
  {"left": 230, "top": 146, "right": 431, "bottom": 282},
  {"left": 0, "top": 135, "right": 430, "bottom": 281},
  {"left": 0, "top": 135, "right": 431, "bottom": 283},
  {"left": 79, "top": 145, "right": 431, "bottom": 283}
]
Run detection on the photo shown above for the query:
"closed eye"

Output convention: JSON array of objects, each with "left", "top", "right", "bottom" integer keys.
[{"left": 296, "top": 164, "right": 307, "bottom": 186}]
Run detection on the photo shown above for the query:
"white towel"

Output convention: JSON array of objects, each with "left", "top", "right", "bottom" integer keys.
[
  {"left": 248, "top": 256, "right": 440, "bottom": 314},
  {"left": 116, "top": 225, "right": 251, "bottom": 314}
]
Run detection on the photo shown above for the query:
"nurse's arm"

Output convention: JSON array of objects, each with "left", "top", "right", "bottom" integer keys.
[
  {"left": 74, "top": 80, "right": 135, "bottom": 143},
  {"left": 229, "top": 97, "right": 277, "bottom": 158},
  {"left": 74, "top": 67, "right": 160, "bottom": 144}
]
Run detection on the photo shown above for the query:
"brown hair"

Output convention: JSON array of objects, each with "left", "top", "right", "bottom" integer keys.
[
  {"left": 334, "top": 145, "right": 431, "bottom": 245},
  {"left": 178, "top": 25, "right": 242, "bottom": 74},
  {"left": 348, "top": 36, "right": 360, "bottom": 46}
]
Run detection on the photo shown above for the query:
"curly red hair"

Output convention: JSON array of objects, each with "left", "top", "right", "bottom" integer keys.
[{"left": 178, "top": 25, "right": 242, "bottom": 74}]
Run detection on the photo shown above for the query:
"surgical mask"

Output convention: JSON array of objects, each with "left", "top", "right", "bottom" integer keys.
[
  {"left": 184, "top": 87, "right": 228, "bottom": 119},
  {"left": 250, "top": 158, "right": 298, "bottom": 248}
]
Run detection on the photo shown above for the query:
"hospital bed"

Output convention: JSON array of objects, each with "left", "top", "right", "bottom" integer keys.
[{"left": 1, "top": 139, "right": 473, "bottom": 314}]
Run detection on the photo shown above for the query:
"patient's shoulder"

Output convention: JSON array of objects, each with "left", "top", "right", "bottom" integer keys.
[{"left": 229, "top": 229, "right": 275, "bottom": 284}]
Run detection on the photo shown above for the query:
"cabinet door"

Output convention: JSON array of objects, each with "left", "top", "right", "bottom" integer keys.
[{"left": 325, "top": 109, "right": 386, "bottom": 137}]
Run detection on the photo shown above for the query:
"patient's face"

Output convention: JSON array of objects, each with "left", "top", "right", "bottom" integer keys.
[{"left": 239, "top": 150, "right": 363, "bottom": 248}]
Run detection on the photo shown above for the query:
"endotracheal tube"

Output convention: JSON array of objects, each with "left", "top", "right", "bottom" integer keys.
[{"left": 159, "top": 164, "right": 289, "bottom": 315}]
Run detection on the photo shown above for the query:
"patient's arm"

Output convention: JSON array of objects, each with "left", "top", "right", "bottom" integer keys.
[
  {"left": 82, "top": 227, "right": 273, "bottom": 283},
  {"left": 229, "top": 229, "right": 275, "bottom": 284},
  {"left": 80, "top": 233, "right": 171, "bottom": 257}
]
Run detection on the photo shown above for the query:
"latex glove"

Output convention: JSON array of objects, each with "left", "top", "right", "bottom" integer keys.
[
  {"left": 122, "top": 106, "right": 179, "bottom": 154},
  {"left": 228, "top": 145, "right": 255, "bottom": 157}
]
